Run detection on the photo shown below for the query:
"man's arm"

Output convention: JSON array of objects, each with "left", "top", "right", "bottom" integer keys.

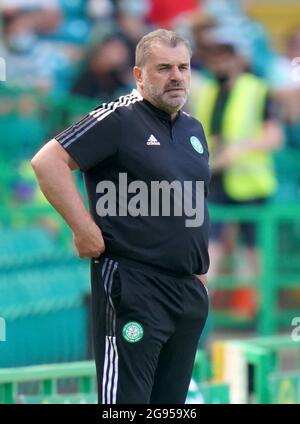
[
  {"left": 211, "top": 120, "right": 283, "bottom": 171},
  {"left": 31, "top": 139, "right": 105, "bottom": 258}
]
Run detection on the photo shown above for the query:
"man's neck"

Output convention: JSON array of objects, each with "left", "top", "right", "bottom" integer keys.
[
  {"left": 138, "top": 89, "right": 180, "bottom": 121},
  {"left": 227, "top": 70, "right": 243, "bottom": 88}
]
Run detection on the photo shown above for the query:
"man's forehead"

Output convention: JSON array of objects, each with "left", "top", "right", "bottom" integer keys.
[{"left": 148, "top": 42, "right": 190, "bottom": 64}]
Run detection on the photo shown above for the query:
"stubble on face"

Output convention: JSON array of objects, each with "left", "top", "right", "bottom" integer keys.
[{"left": 142, "top": 71, "right": 189, "bottom": 114}]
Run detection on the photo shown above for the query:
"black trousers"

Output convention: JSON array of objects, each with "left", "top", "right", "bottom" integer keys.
[{"left": 90, "top": 255, "right": 209, "bottom": 404}]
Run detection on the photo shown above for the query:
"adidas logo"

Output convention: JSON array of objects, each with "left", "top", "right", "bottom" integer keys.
[{"left": 146, "top": 134, "right": 160, "bottom": 145}]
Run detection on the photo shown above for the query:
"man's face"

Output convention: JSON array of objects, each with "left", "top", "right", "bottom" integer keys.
[
  {"left": 134, "top": 43, "right": 191, "bottom": 114},
  {"left": 204, "top": 48, "right": 240, "bottom": 80}
]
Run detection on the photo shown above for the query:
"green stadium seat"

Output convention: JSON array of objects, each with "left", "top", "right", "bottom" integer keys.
[
  {"left": 0, "top": 228, "right": 59, "bottom": 266},
  {"left": 0, "top": 260, "right": 90, "bottom": 367},
  {"left": 274, "top": 149, "right": 300, "bottom": 201}
]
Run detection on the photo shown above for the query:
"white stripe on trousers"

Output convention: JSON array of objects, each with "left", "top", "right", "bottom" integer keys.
[{"left": 101, "top": 258, "right": 119, "bottom": 404}]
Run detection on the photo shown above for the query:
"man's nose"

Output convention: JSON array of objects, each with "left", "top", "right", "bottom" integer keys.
[{"left": 170, "top": 66, "right": 183, "bottom": 81}]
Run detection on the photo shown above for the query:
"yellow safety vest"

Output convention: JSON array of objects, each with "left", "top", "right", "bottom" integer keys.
[{"left": 194, "top": 73, "right": 277, "bottom": 200}]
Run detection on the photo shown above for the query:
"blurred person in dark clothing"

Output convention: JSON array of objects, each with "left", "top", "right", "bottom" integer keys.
[
  {"left": 190, "top": 14, "right": 216, "bottom": 72},
  {"left": 71, "top": 36, "right": 133, "bottom": 101}
]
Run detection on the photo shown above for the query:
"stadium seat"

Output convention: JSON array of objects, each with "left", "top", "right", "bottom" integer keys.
[
  {"left": 0, "top": 260, "right": 90, "bottom": 367},
  {"left": 0, "top": 228, "right": 58, "bottom": 265},
  {"left": 274, "top": 149, "right": 300, "bottom": 201}
]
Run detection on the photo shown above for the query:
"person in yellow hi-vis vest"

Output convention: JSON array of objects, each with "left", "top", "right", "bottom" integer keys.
[{"left": 190, "top": 33, "right": 283, "bottom": 301}]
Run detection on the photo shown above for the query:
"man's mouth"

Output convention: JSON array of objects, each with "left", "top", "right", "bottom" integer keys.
[{"left": 165, "top": 88, "right": 185, "bottom": 93}]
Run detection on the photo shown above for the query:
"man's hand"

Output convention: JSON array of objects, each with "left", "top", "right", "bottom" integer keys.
[
  {"left": 73, "top": 221, "right": 105, "bottom": 258},
  {"left": 210, "top": 144, "right": 246, "bottom": 172}
]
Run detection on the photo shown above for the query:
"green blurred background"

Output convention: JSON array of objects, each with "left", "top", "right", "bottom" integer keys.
[{"left": 0, "top": 0, "right": 300, "bottom": 404}]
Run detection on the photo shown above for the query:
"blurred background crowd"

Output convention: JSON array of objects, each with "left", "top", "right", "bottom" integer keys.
[
  {"left": 0, "top": 0, "right": 300, "bottom": 214},
  {"left": 0, "top": 0, "right": 300, "bottom": 377}
]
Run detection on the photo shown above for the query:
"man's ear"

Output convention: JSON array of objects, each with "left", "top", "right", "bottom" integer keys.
[{"left": 133, "top": 66, "right": 143, "bottom": 85}]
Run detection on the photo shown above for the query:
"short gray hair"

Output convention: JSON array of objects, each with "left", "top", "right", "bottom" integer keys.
[{"left": 135, "top": 29, "right": 192, "bottom": 67}]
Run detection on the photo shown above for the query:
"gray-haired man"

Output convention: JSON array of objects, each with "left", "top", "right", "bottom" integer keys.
[{"left": 32, "top": 29, "right": 210, "bottom": 404}]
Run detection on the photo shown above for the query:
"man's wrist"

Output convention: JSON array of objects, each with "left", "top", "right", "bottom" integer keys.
[{"left": 71, "top": 215, "right": 97, "bottom": 235}]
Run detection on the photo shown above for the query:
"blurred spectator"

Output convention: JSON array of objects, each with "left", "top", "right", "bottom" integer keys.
[
  {"left": 87, "top": 0, "right": 114, "bottom": 21},
  {"left": 1, "top": 0, "right": 61, "bottom": 34},
  {"left": 115, "top": 0, "right": 151, "bottom": 66},
  {"left": 265, "top": 29, "right": 300, "bottom": 92},
  {"left": 284, "top": 28, "right": 300, "bottom": 147},
  {"left": 190, "top": 14, "right": 216, "bottom": 71},
  {"left": 1, "top": 32, "right": 58, "bottom": 91},
  {"left": 287, "top": 28, "right": 300, "bottom": 62},
  {"left": 71, "top": 35, "right": 133, "bottom": 101},
  {"left": 187, "top": 14, "right": 217, "bottom": 118},
  {"left": 0, "top": 3, "right": 84, "bottom": 93},
  {"left": 268, "top": 28, "right": 300, "bottom": 149},
  {"left": 202, "top": 0, "right": 276, "bottom": 79},
  {"left": 200, "top": 1, "right": 300, "bottom": 151},
  {"left": 190, "top": 31, "right": 283, "bottom": 283}
]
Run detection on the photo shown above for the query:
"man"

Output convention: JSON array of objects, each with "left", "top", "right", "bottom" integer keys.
[
  {"left": 71, "top": 35, "right": 132, "bottom": 101},
  {"left": 191, "top": 32, "right": 283, "bottom": 282},
  {"left": 31, "top": 29, "right": 210, "bottom": 404}
]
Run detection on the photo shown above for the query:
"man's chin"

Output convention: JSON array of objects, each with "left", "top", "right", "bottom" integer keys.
[{"left": 164, "top": 95, "right": 186, "bottom": 109}]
